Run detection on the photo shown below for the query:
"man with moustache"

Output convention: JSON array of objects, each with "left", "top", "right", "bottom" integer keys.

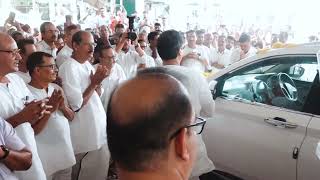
[
  {"left": 58, "top": 31, "right": 110, "bottom": 180},
  {"left": 26, "top": 51, "right": 76, "bottom": 180},
  {"left": 0, "top": 32, "right": 49, "bottom": 180},
  {"left": 37, "top": 22, "right": 58, "bottom": 58}
]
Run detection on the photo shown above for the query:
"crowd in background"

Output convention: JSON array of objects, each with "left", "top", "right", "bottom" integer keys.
[{"left": 0, "top": 8, "right": 319, "bottom": 180}]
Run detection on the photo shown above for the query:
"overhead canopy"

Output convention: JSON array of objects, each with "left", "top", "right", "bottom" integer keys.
[{"left": 84, "top": 0, "right": 106, "bottom": 9}]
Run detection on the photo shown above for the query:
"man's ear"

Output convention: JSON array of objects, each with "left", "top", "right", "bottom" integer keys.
[
  {"left": 174, "top": 128, "right": 190, "bottom": 161},
  {"left": 72, "top": 42, "right": 78, "bottom": 51}
]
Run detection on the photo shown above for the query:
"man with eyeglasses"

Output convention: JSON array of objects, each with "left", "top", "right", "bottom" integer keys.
[
  {"left": 58, "top": 31, "right": 110, "bottom": 180},
  {"left": 0, "top": 32, "right": 49, "bottom": 180},
  {"left": 93, "top": 44, "right": 126, "bottom": 110},
  {"left": 107, "top": 72, "right": 204, "bottom": 180},
  {"left": 157, "top": 30, "right": 215, "bottom": 180},
  {"left": 36, "top": 22, "right": 58, "bottom": 58},
  {"left": 26, "top": 51, "right": 76, "bottom": 180}
]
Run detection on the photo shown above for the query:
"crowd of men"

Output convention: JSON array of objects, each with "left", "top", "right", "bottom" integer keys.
[{"left": 0, "top": 10, "right": 294, "bottom": 180}]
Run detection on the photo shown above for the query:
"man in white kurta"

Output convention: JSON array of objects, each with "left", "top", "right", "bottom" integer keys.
[
  {"left": 36, "top": 22, "right": 58, "bottom": 58},
  {"left": 230, "top": 33, "right": 257, "bottom": 64},
  {"left": 211, "top": 36, "right": 232, "bottom": 69},
  {"left": 0, "top": 33, "right": 47, "bottom": 180},
  {"left": 14, "top": 39, "right": 37, "bottom": 84},
  {"left": 157, "top": 30, "right": 215, "bottom": 180},
  {"left": 145, "top": 31, "right": 162, "bottom": 66},
  {"left": 114, "top": 33, "right": 148, "bottom": 78},
  {"left": 26, "top": 52, "right": 76, "bottom": 180},
  {"left": 94, "top": 46, "right": 126, "bottom": 110},
  {"left": 58, "top": 31, "right": 110, "bottom": 180},
  {"left": 56, "top": 25, "right": 80, "bottom": 68},
  {"left": 182, "top": 30, "right": 211, "bottom": 73}
]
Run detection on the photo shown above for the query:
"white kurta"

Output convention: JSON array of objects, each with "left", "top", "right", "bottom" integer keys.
[
  {"left": 27, "top": 83, "right": 76, "bottom": 176},
  {"left": 0, "top": 74, "right": 46, "bottom": 180},
  {"left": 211, "top": 49, "right": 232, "bottom": 68},
  {"left": 115, "top": 50, "right": 147, "bottom": 78},
  {"left": 14, "top": 71, "right": 31, "bottom": 84},
  {"left": 164, "top": 65, "right": 215, "bottom": 178},
  {"left": 182, "top": 45, "right": 210, "bottom": 72},
  {"left": 36, "top": 41, "right": 58, "bottom": 59},
  {"left": 56, "top": 45, "right": 73, "bottom": 68},
  {"left": 145, "top": 46, "right": 163, "bottom": 66},
  {"left": 145, "top": 54, "right": 156, "bottom": 68},
  {"left": 58, "top": 57, "right": 107, "bottom": 154},
  {"left": 94, "top": 64, "right": 127, "bottom": 110},
  {"left": 230, "top": 47, "right": 257, "bottom": 64},
  {"left": 0, "top": 117, "right": 26, "bottom": 180}
]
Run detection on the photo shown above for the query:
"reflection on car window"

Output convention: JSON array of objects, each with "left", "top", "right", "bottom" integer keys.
[{"left": 221, "top": 56, "right": 317, "bottom": 112}]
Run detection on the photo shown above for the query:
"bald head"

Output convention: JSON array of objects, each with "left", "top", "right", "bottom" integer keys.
[
  {"left": 0, "top": 32, "right": 15, "bottom": 49},
  {"left": 111, "top": 73, "right": 189, "bottom": 124},
  {"left": 107, "top": 73, "right": 193, "bottom": 171}
]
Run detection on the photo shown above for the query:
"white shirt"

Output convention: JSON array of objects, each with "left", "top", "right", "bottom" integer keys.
[
  {"left": 211, "top": 48, "right": 232, "bottom": 68},
  {"left": 36, "top": 41, "right": 57, "bottom": 59},
  {"left": 182, "top": 45, "right": 210, "bottom": 72},
  {"left": 145, "top": 54, "right": 156, "bottom": 68},
  {"left": 116, "top": 50, "right": 147, "bottom": 78},
  {"left": 230, "top": 47, "right": 257, "bottom": 64},
  {"left": 145, "top": 46, "right": 163, "bottom": 66},
  {"left": 27, "top": 83, "right": 76, "bottom": 176},
  {"left": 94, "top": 64, "right": 126, "bottom": 110},
  {"left": 164, "top": 65, "right": 215, "bottom": 178},
  {"left": 59, "top": 57, "right": 107, "bottom": 154},
  {"left": 0, "top": 74, "right": 46, "bottom": 180},
  {"left": 56, "top": 45, "right": 73, "bottom": 68},
  {"left": 0, "top": 117, "right": 26, "bottom": 180},
  {"left": 13, "top": 71, "right": 31, "bottom": 84}
]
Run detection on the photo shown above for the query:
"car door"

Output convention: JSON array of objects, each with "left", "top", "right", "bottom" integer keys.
[
  {"left": 296, "top": 57, "right": 320, "bottom": 180},
  {"left": 203, "top": 55, "right": 317, "bottom": 180}
]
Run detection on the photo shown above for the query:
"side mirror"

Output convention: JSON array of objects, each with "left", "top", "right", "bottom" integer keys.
[{"left": 209, "top": 80, "right": 218, "bottom": 99}]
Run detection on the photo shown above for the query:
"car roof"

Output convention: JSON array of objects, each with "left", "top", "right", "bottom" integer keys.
[{"left": 209, "top": 43, "right": 320, "bottom": 80}]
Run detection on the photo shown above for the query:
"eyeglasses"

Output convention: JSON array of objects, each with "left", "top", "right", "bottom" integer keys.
[
  {"left": 45, "top": 30, "right": 59, "bottom": 34},
  {"left": 37, "top": 64, "right": 58, "bottom": 70},
  {"left": 81, "top": 42, "right": 97, "bottom": 47},
  {"left": 101, "top": 55, "right": 116, "bottom": 60},
  {"left": 170, "top": 117, "right": 207, "bottom": 139},
  {"left": 0, "top": 49, "right": 20, "bottom": 56}
]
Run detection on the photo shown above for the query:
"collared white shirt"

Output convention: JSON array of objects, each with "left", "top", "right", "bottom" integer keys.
[
  {"left": 36, "top": 41, "right": 57, "bottom": 58},
  {"left": 230, "top": 47, "right": 257, "bottom": 64},
  {"left": 59, "top": 57, "right": 107, "bottom": 154},
  {"left": 145, "top": 54, "right": 156, "bottom": 68},
  {"left": 164, "top": 65, "right": 215, "bottom": 178},
  {"left": 212, "top": 48, "right": 232, "bottom": 68},
  {"left": 0, "top": 117, "right": 26, "bottom": 180},
  {"left": 94, "top": 64, "right": 126, "bottom": 110},
  {"left": 56, "top": 45, "right": 73, "bottom": 68},
  {"left": 182, "top": 45, "right": 211, "bottom": 72},
  {"left": 27, "top": 83, "right": 76, "bottom": 176},
  {"left": 144, "top": 46, "right": 163, "bottom": 66},
  {"left": 115, "top": 50, "right": 147, "bottom": 78},
  {"left": 0, "top": 73, "right": 46, "bottom": 180},
  {"left": 13, "top": 71, "right": 31, "bottom": 84}
]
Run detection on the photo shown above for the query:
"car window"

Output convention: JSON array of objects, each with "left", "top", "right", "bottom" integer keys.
[{"left": 220, "top": 56, "right": 317, "bottom": 112}]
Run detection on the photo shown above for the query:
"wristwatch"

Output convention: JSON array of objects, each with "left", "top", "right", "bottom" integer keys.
[{"left": 0, "top": 145, "right": 9, "bottom": 160}]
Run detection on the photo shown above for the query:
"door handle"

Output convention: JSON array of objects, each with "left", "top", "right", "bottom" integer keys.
[{"left": 264, "top": 117, "right": 298, "bottom": 129}]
